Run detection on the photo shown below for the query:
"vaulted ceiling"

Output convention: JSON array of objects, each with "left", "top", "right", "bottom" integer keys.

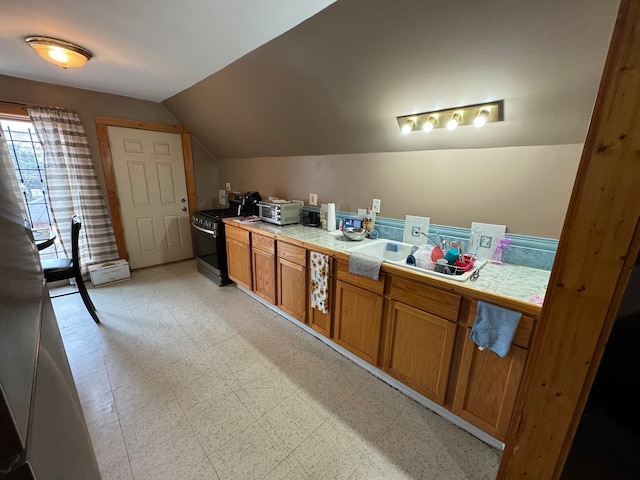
[
  {"left": 163, "top": 0, "right": 620, "bottom": 158},
  {"left": 0, "top": 0, "right": 335, "bottom": 101},
  {"left": 1, "top": 0, "right": 620, "bottom": 159}
]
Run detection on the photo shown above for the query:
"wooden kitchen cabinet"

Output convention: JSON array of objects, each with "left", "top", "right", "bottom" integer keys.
[
  {"left": 251, "top": 232, "right": 277, "bottom": 304},
  {"left": 385, "top": 301, "right": 457, "bottom": 404},
  {"left": 225, "top": 224, "right": 252, "bottom": 290},
  {"left": 277, "top": 241, "right": 307, "bottom": 323},
  {"left": 332, "top": 260, "right": 385, "bottom": 365},
  {"left": 451, "top": 300, "right": 536, "bottom": 441},
  {"left": 383, "top": 276, "right": 461, "bottom": 404}
]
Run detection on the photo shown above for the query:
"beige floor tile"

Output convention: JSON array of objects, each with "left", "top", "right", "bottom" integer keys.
[
  {"left": 86, "top": 415, "right": 129, "bottom": 473},
  {"left": 208, "top": 421, "right": 286, "bottom": 480},
  {"left": 128, "top": 422, "right": 207, "bottom": 480},
  {"left": 119, "top": 396, "right": 186, "bottom": 454},
  {"left": 67, "top": 347, "right": 107, "bottom": 379},
  {"left": 75, "top": 367, "right": 112, "bottom": 406},
  {"left": 110, "top": 371, "right": 173, "bottom": 417},
  {"left": 291, "top": 421, "right": 365, "bottom": 480},
  {"left": 50, "top": 260, "right": 500, "bottom": 480},
  {"left": 81, "top": 389, "right": 119, "bottom": 426},
  {"left": 235, "top": 373, "right": 298, "bottom": 418},
  {"left": 354, "top": 373, "right": 414, "bottom": 420},
  {"left": 364, "top": 423, "right": 487, "bottom": 480},
  {"left": 186, "top": 391, "right": 257, "bottom": 455},
  {"left": 325, "top": 391, "right": 393, "bottom": 457},
  {"left": 105, "top": 356, "right": 164, "bottom": 390},
  {"left": 171, "top": 373, "right": 233, "bottom": 414},
  {"left": 257, "top": 390, "right": 325, "bottom": 452},
  {"left": 98, "top": 457, "right": 134, "bottom": 480},
  {"left": 262, "top": 456, "right": 311, "bottom": 480},
  {"left": 184, "top": 458, "right": 220, "bottom": 479},
  {"left": 296, "top": 366, "right": 352, "bottom": 417}
]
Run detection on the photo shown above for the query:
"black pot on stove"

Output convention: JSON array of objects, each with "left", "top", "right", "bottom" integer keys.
[{"left": 230, "top": 191, "right": 262, "bottom": 216}]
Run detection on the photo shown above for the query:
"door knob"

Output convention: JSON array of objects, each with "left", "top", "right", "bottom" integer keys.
[{"left": 182, "top": 207, "right": 187, "bottom": 212}]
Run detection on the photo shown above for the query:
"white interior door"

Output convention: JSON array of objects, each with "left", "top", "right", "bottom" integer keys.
[{"left": 107, "top": 126, "right": 192, "bottom": 269}]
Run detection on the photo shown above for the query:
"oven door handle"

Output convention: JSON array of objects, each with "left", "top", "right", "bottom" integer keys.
[{"left": 192, "top": 223, "right": 217, "bottom": 236}]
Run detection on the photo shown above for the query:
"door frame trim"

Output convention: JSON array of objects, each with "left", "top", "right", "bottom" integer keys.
[{"left": 94, "top": 116, "right": 197, "bottom": 261}]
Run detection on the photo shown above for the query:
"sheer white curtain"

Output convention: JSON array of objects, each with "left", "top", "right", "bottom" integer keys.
[{"left": 28, "top": 106, "right": 118, "bottom": 274}]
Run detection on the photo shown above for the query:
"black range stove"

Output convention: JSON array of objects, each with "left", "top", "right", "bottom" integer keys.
[{"left": 191, "top": 208, "right": 238, "bottom": 286}]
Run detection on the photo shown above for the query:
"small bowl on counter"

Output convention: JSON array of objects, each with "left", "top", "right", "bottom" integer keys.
[{"left": 342, "top": 227, "right": 367, "bottom": 241}]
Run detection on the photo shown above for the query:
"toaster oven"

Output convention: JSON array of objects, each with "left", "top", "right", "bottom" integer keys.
[{"left": 258, "top": 201, "right": 301, "bottom": 225}]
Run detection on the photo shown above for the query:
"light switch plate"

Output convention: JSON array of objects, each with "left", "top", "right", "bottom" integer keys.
[
  {"left": 470, "top": 222, "right": 507, "bottom": 259},
  {"left": 403, "top": 215, "right": 430, "bottom": 245},
  {"left": 372, "top": 198, "right": 381, "bottom": 213}
]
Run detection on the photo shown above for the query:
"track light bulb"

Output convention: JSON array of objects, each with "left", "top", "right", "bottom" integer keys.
[
  {"left": 401, "top": 119, "right": 414, "bottom": 135},
  {"left": 447, "top": 113, "right": 461, "bottom": 131},
  {"left": 474, "top": 109, "right": 490, "bottom": 128},
  {"left": 422, "top": 116, "right": 436, "bottom": 132}
]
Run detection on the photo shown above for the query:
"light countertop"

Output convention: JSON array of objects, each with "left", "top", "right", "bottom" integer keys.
[{"left": 227, "top": 219, "right": 550, "bottom": 308}]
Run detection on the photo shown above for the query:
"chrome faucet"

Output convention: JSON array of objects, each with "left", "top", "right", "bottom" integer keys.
[{"left": 420, "top": 231, "right": 446, "bottom": 250}]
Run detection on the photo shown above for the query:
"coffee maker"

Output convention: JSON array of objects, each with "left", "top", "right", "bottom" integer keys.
[{"left": 229, "top": 191, "right": 262, "bottom": 216}]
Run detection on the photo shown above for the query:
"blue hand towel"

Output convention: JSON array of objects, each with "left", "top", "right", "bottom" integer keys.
[
  {"left": 470, "top": 301, "right": 522, "bottom": 358},
  {"left": 349, "top": 252, "right": 384, "bottom": 280}
]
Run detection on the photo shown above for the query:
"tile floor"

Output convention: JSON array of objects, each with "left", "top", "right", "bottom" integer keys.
[{"left": 51, "top": 259, "right": 501, "bottom": 480}]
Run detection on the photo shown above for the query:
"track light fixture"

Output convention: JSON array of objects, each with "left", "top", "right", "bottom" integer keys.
[{"left": 397, "top": 100, "right": 504, "bottom": 134}]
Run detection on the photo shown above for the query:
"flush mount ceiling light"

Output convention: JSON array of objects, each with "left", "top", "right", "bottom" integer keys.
[
  {"left": 396, "top": 100, "right": 504, "bottom": 134},
  {"left": 25, "top": 36, "right": 93, "bottom": 69}
]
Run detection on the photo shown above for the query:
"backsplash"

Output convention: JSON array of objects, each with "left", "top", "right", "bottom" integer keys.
[{"left": 302, "top": 207, "right": 557, "bottom": 271}]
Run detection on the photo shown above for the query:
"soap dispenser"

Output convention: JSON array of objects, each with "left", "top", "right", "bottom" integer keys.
[{"left": 491, "top": 238, "right": 511, "bottom": 264}]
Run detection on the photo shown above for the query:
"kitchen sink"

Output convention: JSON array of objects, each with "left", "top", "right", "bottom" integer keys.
[
  {"left": 347, "top": 240, "right": 416, "bottom": 262},
  {"left": 348, "top": 240, "right": 487, "bottom": 282}
]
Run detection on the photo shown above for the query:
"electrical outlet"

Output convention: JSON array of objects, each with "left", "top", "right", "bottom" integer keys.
[
  {"left": 225, "top": 182, "right": 231, "bottom": 191},
  {"left": 309, "top": 193, "right": 318, "bottom": 206},
  {"left": 411, "top": 226, "right": 421, "bottom": 237},
  {"left": 372, "top": 198, "right": 381, "bottom": 213}
]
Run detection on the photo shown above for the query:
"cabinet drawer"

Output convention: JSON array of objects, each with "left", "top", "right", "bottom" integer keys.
[
  {"left": 468, "top": 301, "right": 535, "bottom": 349},
  {"left": 225, "top": 225, "right": 249, "bottom": 244},
  {"left": 252, "top": 232, "right": 275, "bottom": 254},
  {"left": 277, "top": 241, "right": 306, "bottom": 266},
  {"left": 336, "top": 259, "right": 385, "bottom": 295},
  {"left": 390, "top": 276, "right": 460, "bottom": 322}
]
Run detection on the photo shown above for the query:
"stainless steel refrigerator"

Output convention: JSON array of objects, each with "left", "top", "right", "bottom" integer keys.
[{"left": 0, "top": 135, "right": 100, "bottom": 478}]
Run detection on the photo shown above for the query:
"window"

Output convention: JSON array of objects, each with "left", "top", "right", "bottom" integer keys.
[{"left": 1, "top": 118, "right": 60, "bottom": 259}]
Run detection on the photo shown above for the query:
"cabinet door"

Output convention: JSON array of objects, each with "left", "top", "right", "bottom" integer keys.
[
  {"left": 226, "top": 237, "right": 252, "bottom": 290},
  {"left": 277, "top": 257, "right": 306, "bottom": 322},
  {"left": 333, "top": 279, "right": 384, "bottom": 365},
  {"left": 452, "top": 328, "right": 527, "bottom": 441},
  {"left": 252, "top": 248, "right": 276, "bottom": 304},
  {"left": 384, "top": 301, "right": 457, "bottom": 404}
]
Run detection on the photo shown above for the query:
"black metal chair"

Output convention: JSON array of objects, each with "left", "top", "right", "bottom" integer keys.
[{"left": 42, "top": 216, "right": 100, "bottom": 324}]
